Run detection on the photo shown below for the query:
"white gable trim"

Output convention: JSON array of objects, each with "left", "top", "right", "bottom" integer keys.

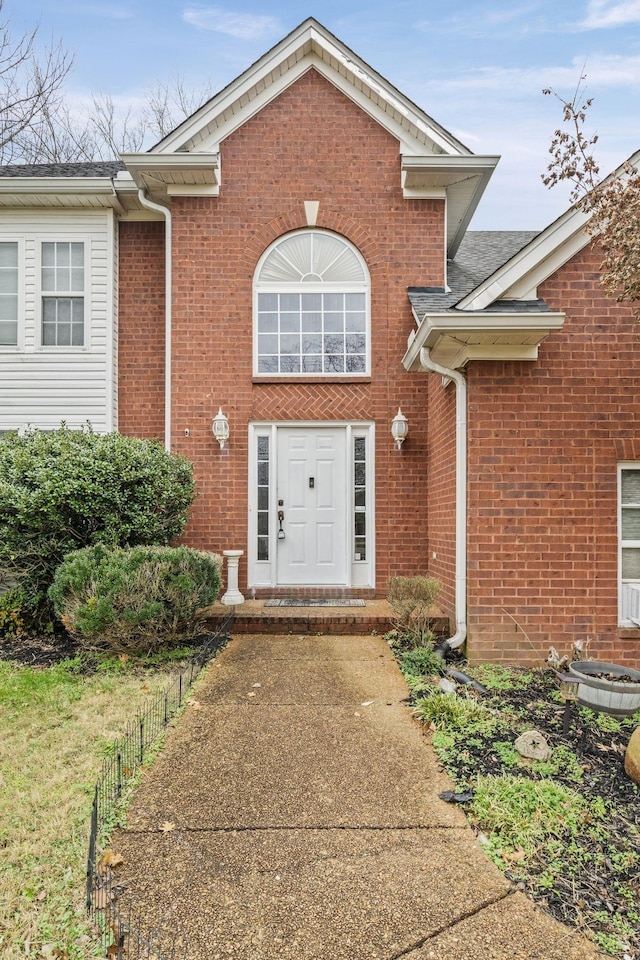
[
  {"left": 458, "top": 206, "right": 592, "bottom": 311},
  {"left": 153, "top": 20, "right": 471, "bottom": 160},
  {"left": 458, "top": 148, "right": 640, "bottom": 312}
]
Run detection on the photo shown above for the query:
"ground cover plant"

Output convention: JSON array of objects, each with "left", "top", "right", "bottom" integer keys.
[
  {"left": 394, "top": 643, "right": 640, "bottom": 959},
  {"left": 0, "top": 642, "right": 201, "bottom": 960}
]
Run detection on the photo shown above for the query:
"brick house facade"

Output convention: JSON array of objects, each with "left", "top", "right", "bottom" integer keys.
[{"left": 1, "top": 19, "right": 639, "bottom": 666}]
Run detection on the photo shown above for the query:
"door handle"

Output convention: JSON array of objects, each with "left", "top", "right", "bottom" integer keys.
[{"left": 277, "top": 509, "right": 285, "bottom": 540}]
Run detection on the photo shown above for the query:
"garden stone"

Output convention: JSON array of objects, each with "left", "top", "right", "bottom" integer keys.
[
  {"left": 514, "top": 730, "right": 551, "bottom": 761},
  {"left": 624, "top": 727, "right": 640, "bottom": 785}
]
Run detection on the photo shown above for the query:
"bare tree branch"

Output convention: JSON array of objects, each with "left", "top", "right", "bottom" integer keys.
[
  {"left": 0, "top": 4, "right": 214, "bottom": 164},
  {"left": 542, "top": 79, "right": 640, "bottom": 316},
  {"left": 0, "top": 1, "right": 73, "bottom": 162}
]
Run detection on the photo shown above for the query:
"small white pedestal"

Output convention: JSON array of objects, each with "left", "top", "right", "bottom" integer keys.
[{"left": 222, "top": 550, "right": 245, "bottom": 605}]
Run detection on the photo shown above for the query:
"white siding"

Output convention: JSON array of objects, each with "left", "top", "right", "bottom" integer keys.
[{"left": 0, "top": 209, "right": 116, "bottom": 433}]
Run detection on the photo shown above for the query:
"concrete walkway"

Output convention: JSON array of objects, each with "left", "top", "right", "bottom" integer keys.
[{"left": 111, "top": 634, "right": 603, "bottom": 959}]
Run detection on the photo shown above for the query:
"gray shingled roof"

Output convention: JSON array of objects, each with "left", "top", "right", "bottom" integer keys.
[
  {"left": 0, "top": 161, "right": 125, "bottom": 178},
  {"left": 408, "top": 230, "right": 541, "bottom": 316}
]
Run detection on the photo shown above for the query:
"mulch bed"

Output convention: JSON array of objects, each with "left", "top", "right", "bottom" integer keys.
[
  {"left": 420, "top": 669, "right": 640, "bottom": 957},
  {"left": 0, "top": 629, "right": 80, "bottom": 668}
]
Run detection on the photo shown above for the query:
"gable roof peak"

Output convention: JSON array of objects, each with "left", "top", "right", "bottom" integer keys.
[
  {"left": 123, "top": 19, "right": 498, "bottom": 256},
  {"left": 151, "top": 17, "right": 472, "bottom": 159}
]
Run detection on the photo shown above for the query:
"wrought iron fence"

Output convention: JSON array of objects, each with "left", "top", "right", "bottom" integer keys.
[{"left": 86, "top": 611, "right": 234, "bottom": 959}]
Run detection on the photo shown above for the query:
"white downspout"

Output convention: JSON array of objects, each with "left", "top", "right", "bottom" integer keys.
[
  {"left": 137, "top": 189, "right": 172, "bottom": 452},
  {"left": 419, "top": 347, "right": 467, "bottom": 650}
]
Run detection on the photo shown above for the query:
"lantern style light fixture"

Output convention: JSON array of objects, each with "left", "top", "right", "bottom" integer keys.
[
  {"left": 212, "top": 407, "right": 230, "bottom": 449},
  {"left": 391, "top": 407, "right": 409, "bottom": 450}
]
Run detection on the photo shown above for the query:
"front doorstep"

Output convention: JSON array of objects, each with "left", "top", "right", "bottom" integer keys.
[{"left": 204, "top": 599, "right": 450, "bottom": 637}]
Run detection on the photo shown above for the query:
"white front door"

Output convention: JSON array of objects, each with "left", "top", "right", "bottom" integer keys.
[{"left": 276, "top": 427, "right": 347, "bottom": 585}]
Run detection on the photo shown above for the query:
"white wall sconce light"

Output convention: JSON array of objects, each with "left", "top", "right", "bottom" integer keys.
[
  {"left": 212, "top": 407, "right": 230, "bottom": 449},
  {"left": 391, "top": 407, "right": 409, "bottom": 450}
]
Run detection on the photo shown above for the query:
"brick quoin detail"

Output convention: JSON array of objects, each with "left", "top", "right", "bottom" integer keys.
[
  {"left": 119, "top": 69, "right": 443, "bottom": 597},
  {"left": 463, "top": 242, "right": 640, "bottom": 668}
]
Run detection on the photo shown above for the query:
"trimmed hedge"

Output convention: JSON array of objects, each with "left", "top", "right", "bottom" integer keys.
[
  {"left": 0, "top": 427, "right": 196, "bottom": 625},
  {"left": 49, "top": 545, "right": 222, "bottom": 653}
]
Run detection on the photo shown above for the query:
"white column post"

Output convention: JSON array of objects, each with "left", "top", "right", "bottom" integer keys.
[{"left": 222, "top": 550, "right": 245, "bottom": 605}]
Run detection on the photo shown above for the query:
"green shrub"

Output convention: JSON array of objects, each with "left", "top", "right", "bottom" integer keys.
[
  {"left": 48, "top": 545, "right": 222, "bottom": 653},
  {"left": 387, "top": 575, "right": 441, "bottom": 647},
  {"left": 0, "top": 426, "right": 196, "bottom": 629},
  {"left": 0, "top": 587, "right": 28, "bottom": 640},
  {"left": 400, "top": 645, "right": 445, "bottom": 681}
]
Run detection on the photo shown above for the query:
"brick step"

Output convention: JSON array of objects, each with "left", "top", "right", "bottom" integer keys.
[{"left": 205, "top": 600, "right": 450, "bottom": 637}]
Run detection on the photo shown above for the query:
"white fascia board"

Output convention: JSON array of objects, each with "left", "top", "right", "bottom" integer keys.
[
  {"left": 166, "top": 184, "right": 220, "bottom": 197},
  {"left": 401, "top": 155, "right": 500, "bottom": 185},
  {"left": 0, "top": 177, "right": 121, "bottom": 207},
  {"left": 153, "top": 19, "right": 470, "bottom": 158},
  {"left": 458, "top": 203, "right": 592, "bottom": 311},
  {"left": 0, "top": 177, "right": 116, "bottom": 195},
  {"left": 402, "top": 310, "right": 565, "bottom": 371},
  {"left": 121, "top": 153, "right": 220, "bottom": 192},
  {"left": 401, "top": 155, "right": 499, "bottom": 257}
]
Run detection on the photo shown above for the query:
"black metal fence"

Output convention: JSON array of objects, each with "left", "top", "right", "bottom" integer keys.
[{"left": 86, "top": 611, "right": 234, "bottom": 959}]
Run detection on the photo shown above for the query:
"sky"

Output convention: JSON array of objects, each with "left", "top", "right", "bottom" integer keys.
[{"left": 12, "top": 0, "right": 640, "bottom": 230}]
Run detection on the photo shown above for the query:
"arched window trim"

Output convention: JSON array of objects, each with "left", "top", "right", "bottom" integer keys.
[{"left": 253, "top": 229, "right": 371, "bottom": 378}]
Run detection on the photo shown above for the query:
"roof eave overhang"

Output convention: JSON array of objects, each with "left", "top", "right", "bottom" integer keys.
[
  {"left": 402, "top": 309, "right": 566, "bottom": 371},
  {"left": 120, "top": 152, "right": 221, "bottom": 198},
  {"left": 0, "top": 177, "right": 123, "bottom": 209},
  {"left": 401, "top": 155, "right": 500, "bottom": 257}
]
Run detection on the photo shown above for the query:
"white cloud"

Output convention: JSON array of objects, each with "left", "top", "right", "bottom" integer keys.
[
  {"left": 423, "top": 54, "right": 640, "bottom": 96},
  {"left": 183, "top": 7, "right": 280, "bottom": 40},
  {"left": 415, "top": 4, "right": 552, "bottom": 38},
  {"left": 579, "top": 0, "right": 640, "bottom": 28}
]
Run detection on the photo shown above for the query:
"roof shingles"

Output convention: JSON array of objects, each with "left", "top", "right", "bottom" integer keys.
[
  {"left": 0, "top": 161, "right": 125, "bottom": 179},
  {"left": 409, "top": 230, "right": 541, "bottom": 316}
]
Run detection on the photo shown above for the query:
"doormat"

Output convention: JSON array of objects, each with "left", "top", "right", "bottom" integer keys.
[{"left": 264, "top": 599, "right": 366, "bottom": 608}]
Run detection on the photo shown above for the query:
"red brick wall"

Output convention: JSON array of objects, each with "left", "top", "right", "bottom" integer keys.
[
  {"left": 466, "top": 242, "right": 640, "bottom": 667},
  {"left": 120, "top": 69, "right": 445, "bottom": 593},
  {"left": 118, "top": 221, "right": 165, "bottom": 440}
]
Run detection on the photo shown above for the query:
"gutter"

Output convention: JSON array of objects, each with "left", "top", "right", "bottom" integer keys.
[
  {"left": 419, "top": 347, "right": 467, "bottom": 650},
  {"left": 137, "top": 189, "right": 172, "bottom": 452}
]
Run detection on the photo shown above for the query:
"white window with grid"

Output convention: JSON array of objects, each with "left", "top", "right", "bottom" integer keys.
[
  {"left": 0, "top": 241, "right": 18, "bottom": 346},
  {"left": 254, "top": 230, "right": 369, "bottom": 376},
  {"left": 41, "top": 241, "right": 85, "bottom": 347},
  {"left": 619, "top": 464, "right": 640, "bottom": 625}
]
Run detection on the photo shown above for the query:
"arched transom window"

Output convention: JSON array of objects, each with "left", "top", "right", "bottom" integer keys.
[{"left": 254, "top": 230, "right": 370, "bottom": 375}]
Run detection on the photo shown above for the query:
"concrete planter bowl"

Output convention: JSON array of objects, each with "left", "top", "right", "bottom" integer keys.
[{"left": 568, "top": 660, "right": 640, "bottom": 717}]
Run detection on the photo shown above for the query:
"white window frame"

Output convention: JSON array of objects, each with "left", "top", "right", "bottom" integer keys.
[
  {"left": 38, "top": 239, "right": 89, "bottom": 349},
  {"left": 618, "top": 462, "right": 640, "bottom": 626},
  {"left": 0, "top": 238, "right": 23, "bottom": 350},
  {"left": 253, "top": 229, "right": 371, "bottom": 378}
]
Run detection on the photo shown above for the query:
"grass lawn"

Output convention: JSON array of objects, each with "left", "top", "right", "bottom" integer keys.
[{"left": 0, "top": 654, "right": 182, "bottom": 960}]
